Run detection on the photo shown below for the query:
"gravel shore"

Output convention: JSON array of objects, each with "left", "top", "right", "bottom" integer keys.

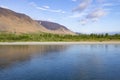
[{"left": 0, "top": 42, "right": 120, "bottom": 45}]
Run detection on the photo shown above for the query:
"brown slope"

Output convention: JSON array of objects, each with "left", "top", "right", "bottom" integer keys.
[
  {"left": 0, "top": 7, "right": 49, "bottom": 33},
  {"left": 37, "top": 20, "right": 75, "bottom": 35},
  {"left": 0, "top": 7, "right": 75, "bottom": 35}
]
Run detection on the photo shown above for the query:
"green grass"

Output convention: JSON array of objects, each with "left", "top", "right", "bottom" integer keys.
[{"left": 0, "top": 32, "right": 120, "bottom": 42}]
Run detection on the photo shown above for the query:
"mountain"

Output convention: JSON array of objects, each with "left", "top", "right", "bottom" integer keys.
[
  {"left": 0, "top": 7, "right": 49, "bottom": 33},
  {"left": 0, "top": 7, "right": 75, "bottom": 35},
  {"left": 37, "top": 20, "right": 75, "bottom": 35}
]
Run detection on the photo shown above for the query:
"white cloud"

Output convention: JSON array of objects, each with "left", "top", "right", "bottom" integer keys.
[
  {"left": 72, "top": 0, "right": 92, "bottom": 12},
  {"left": 42, "top": 6, "right": 50, "bottom": 9},
  {"left": 72, "top": 0, "right": 77, "bottom": 2},
  {"left": 48, "top": 9, "right": 65, "bottom": 13},
  {"left": 29, "top": 2, "right": 65, "bottom": 14},
  {"left": 71, "top": 0, "right": 112, "bottom": 25},
  {"left": 79, "top": 8, "right": 107, "bottom": 24},
  {"left": 86, "top": 8, "right": 107, "bottom": 20},
  {"left": 36, "top": 6, "right": 47, "bottom": 10}
]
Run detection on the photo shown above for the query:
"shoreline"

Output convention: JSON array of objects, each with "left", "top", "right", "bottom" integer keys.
[{"left": 0, "top": 42, "right": 120, "bottom": 45}]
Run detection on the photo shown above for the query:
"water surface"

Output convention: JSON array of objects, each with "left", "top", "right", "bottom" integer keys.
[{"left": 0, "top": 44, "right": 120, "bottom": 80}]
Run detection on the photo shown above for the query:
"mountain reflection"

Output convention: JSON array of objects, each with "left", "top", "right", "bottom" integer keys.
[{"left": 0, "top": 45, "right": 68, "bottom": 69}]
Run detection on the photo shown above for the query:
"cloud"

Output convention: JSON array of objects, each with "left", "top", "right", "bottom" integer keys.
[
  {"left": 86, "top": 8, "right": 107, "bottom": 21},
  {"left": 72, "top": 0, "right": 77, "bottom": 2},
  {"left": 36, "top": 6, "right": 47, "bottom": 10},
  {"left": 71, "top": 0, "right": 112, "bottom": 25},
  {"left": 48, "top": 9, "right": 65, "bottom": 13},
  {"left": 29, "top": 2, "right": 65, "bottom": 14},
  {"left": 79, "top": 8, "right": 107, "bottom": 25},
  {"left": 42, "top": 6, "right": 50, "bottom": 9},
  {"left": 72, "top": 0, "right": 92, "bottom": 12}
]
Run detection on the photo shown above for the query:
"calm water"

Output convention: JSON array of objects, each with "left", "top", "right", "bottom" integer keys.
[{"left": 0, "top": 44, "right": 120, "bottom": 80}]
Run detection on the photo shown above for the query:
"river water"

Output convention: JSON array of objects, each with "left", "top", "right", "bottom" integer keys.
[{"left": 0, "top": 44, "right": 120, "bottom": 80}]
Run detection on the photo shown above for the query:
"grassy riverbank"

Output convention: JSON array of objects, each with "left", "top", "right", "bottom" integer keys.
[{"left": 0, "top": 32, "right": 120, "bottom": 42}]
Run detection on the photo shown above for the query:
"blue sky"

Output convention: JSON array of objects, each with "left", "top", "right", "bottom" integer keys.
[{"left": 0, "top": 0, "right": 120, "bottom": 33}]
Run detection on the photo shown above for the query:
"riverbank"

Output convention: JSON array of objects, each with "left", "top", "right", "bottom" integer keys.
[
  {"left": 0, "top": 33, "right": 120, "bottom": 42},
  {"left": 0, "top": 42, "right": 120, "bottom": 45}
]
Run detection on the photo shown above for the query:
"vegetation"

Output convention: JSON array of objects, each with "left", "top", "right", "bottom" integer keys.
[{"left": 0, "top": 32, "right": 120, "bottom": 42}]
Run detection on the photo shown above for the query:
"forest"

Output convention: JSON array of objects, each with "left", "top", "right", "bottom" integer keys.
[{"left": 0, "top": 32, "right": 120, "bottom": 42}]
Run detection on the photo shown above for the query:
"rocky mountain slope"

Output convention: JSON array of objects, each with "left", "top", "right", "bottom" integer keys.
[
  {"left": 0, "top": 7, "right": 50, "bottom": 33},
  {"left": 0, "top": 7, "right": 75, "bottom": 35},
  {"left": 37, "top": 20, "right": 75, "bottom": 35}
]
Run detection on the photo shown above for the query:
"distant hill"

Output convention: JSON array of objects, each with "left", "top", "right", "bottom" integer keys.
[
  {"left": 37, "top": 20, "right": 75, "bottom": 35},
  {"left": 0, "top": 7, "right": 75, "bottom": 35},
  {"left": 0, "top": 7, "right": 49, "bottom": 33}
]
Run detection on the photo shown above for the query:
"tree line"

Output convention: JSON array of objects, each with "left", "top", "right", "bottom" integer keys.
[{"left": 0, "top": 32, "right": 120, "bottom": 42}]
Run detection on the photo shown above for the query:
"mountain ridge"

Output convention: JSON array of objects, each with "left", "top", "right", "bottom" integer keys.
[
  {"left": 37, "top": 20, "right": 75, "bottom": 35},
  {"left": 0, "top": 7, "right": 49, "bottom": 33},
  {"left": 0, "top": 7, "right": 75, "bottom": 35}
]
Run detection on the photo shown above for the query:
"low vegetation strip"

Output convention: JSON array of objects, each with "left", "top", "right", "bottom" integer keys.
[{"left": 0, "top": 33, "right": 120, "bottom": 42}]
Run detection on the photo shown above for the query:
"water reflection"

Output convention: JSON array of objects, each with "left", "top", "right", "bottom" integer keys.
[
  {"left": 0, "top": 45, "right": 68, "bottom": 69},
  {"left": 0, "top": 44, "right": 120, "bottom": 80}
]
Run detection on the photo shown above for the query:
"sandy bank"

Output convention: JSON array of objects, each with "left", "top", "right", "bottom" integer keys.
[{"left": 0, "top": 42, "right": 120, "bottom": 45}]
